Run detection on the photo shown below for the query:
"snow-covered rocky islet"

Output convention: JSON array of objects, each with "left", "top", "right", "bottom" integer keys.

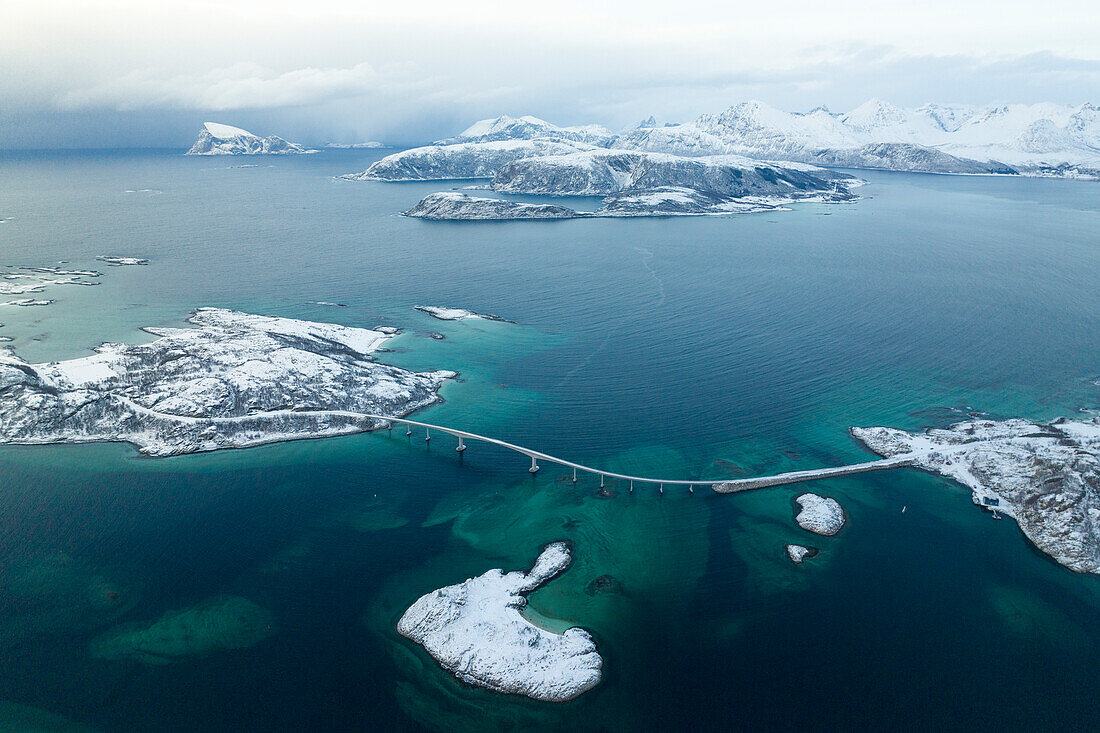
[
  {"left": 1, "top": 265, "right": 100, "bottom": 296},
  {"left": 186, "top": 122, "right": 311, "bottom": 155},
  {"left": 396, "top": 541, "right": 603, "bottom": 702},
  {"left": 794, "top": 493, "right": 847, "bottom": 536},
  {"left": 786, "top": 544, "right": 817, "bottom": 564},
  {"left": 414, "top": 305, "right": 512, "bottom": 322}
]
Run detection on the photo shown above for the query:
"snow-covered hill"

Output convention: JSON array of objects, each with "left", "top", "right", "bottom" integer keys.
[
  {"left": 491, "top": 149, "right": 855, "bottom": 198},
  {"left": 185, "top": 122, "right": 310, "bottom": 155},
  {"left": 436, "top": 115, "right": 613, "bottom": 147},
  {"left": 344, "top": 139, "right": 594, "bottom": 181}
]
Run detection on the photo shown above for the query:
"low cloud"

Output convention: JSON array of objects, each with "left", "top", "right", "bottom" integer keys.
[
  {"left": 57, "top": 62, "right": 386, "bottom": 111},
  {"left": 4, "top": 43, "right": 1095, "bottom": 150}
]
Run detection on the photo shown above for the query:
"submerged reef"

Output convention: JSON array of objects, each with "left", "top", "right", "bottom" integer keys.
[{"left": 90, "top": 595, "right": 274, "bottom": 664}]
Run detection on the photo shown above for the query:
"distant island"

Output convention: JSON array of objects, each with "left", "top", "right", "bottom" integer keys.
[
  {"left": 186, "top": 122, "right": 311, "bottom": 155},
  {"left": 346, "top": 135, "right": 860, "bottom": 220},
  {"left": 342, "top": 100, "right": 1098, "bottom": 220},
  {"left": 325, "top": 141, "right": 388, "bottom": 149}
]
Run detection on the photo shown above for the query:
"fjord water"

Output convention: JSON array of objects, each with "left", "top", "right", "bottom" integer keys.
[{"left": 0, "top": 149, "right": 1098, "bottom": 732}]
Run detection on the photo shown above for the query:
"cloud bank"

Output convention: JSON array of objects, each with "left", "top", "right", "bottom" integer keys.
[
  {"left": 1, "top": 0, "right": 1097, "bottom": 148},
  {"left": 57, "top": 63, "right": 384, "bottom": 112}
]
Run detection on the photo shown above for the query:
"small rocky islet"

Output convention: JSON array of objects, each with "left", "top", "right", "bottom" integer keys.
[{"left": 396, "top": 542, "right": 602, "bottom": 702}]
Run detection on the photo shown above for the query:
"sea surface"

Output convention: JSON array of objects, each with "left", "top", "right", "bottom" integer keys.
[{"left": 0, "top": 149, "right": 1098, "bottom": 731}]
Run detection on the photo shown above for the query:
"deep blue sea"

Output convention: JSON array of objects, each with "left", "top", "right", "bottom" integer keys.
[{"left": 0, "top": 149, "right": 1098, "bottom": 731}]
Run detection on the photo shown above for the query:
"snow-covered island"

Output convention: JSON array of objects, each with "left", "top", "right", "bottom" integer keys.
[
  {"left": 390, "top": 150, "right": 857, "bottom": 220},
  {"left": 852, "top": 417, "right": 1100, "bottom": 574},
  {"left": 96, "top": 256, "right": 148, "bottom": 266},
  {"left": 786, "top": 544, "right": 817, "bottom": 564},
  {"left": 349, "top": 102, "right": 1100, "bottom": 200},
  {"left": 794, "top": 494, "right": 847, "bottom": 535},
  {"left": 186, "top": 123, "right": 311, "bottom": 155},
  {"left": 396, "top": 542, "right": 603, "bottom": 702},
  {"left": 2, "top": 265, "right": 100, "bottom": 295},
  {"left": 414, "top": 305, "right": 511, "bottom": 322},
  {"left": 345, "top": 111, "right": 880, "bottom": 219},
  {"left": 406, "top": 192, "right": 580, "bottom": 220},
  {"left": 0, "top": 308, "right": 455, "bottom": 456},
  {"left": 325, "top": 141, "right": 387, "bottom": 149},
  {"left": 4, "top": 298, "right": 53, "bottom": 307}
]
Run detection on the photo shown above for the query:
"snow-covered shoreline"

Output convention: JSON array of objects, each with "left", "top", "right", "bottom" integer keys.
[
  {"left": 852, "top": 417, "right": 1100, "bottom": 573},
  {"left": 0, "top": 308, "right": 455, "bottom": 456},
  {"left": 397, "top": 542, "right": 602, "bottom": 702}
]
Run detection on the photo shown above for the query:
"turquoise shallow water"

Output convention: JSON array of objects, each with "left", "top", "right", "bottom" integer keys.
[{"left": 0, "top": 149, "right": 1098, "bottom": 731}]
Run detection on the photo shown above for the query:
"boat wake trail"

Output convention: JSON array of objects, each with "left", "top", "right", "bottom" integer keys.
[{"left": 634, "top": 247, "right": 666, "bottom": 307}]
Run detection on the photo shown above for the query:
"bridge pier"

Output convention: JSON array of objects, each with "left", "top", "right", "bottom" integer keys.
[{"left": 363, "top": 414, "right": 911, "bottom": 497}]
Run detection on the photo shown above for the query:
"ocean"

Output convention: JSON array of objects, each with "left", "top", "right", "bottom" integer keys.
[{"left": 0, "top": 148, "right": 1098, "bottom": 731}]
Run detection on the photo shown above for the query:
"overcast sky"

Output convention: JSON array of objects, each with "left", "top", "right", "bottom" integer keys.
[{"left": 2, "top": 0, "right": 1098, "bottom": 148}]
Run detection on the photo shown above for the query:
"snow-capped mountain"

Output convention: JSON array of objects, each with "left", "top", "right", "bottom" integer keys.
[
  {"left": 612, "top": 100, "right": 1100, "bottom": 175},
  {"left": 436, "top": 115, "right": 614, "bottom": 147},
  {"left": 695, "top": 100, "right": 859, "bottom": 153},
  {"left": 185, "top": 122, "right": 309, "bottom": 155},
  {"left": 343, "top": 98, "right": 1097, "bottom": 222}
]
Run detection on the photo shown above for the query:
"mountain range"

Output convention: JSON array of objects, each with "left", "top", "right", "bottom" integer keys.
[{"left": 446, "top": 101, "right": 1100, "bottom": 176}]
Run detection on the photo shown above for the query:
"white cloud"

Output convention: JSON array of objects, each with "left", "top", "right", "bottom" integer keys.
[{"left": 57, "top": 62, "right": 386, "bottom": 111}]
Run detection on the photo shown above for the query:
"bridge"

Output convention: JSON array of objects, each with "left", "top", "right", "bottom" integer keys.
[{"left": 365, "top": 414, "right": 913, "bottom": 494}]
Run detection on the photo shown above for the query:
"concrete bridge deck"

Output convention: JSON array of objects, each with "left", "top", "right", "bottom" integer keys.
[{"left": 366, "top": 414, "right": 911, "bottom": 493}]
